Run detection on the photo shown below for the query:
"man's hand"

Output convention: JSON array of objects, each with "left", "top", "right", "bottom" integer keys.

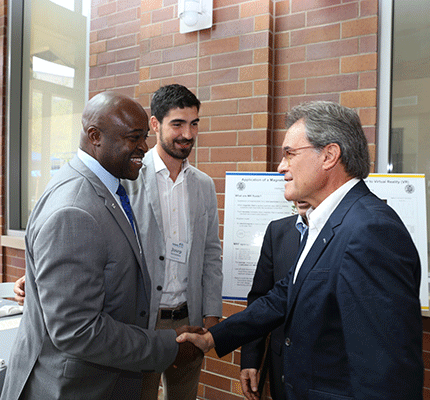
[
  {"left": 14, "top": 276, "right": 25, "bottom": 306},
  {"left": 240, "top": 368, "right": 261, "bottom": 400},
  {"left": 173, "top": 326, "right": 205, "bottom": 368},
  {"left": 176, "top": 330, "right": 215, "bottom": 353}
]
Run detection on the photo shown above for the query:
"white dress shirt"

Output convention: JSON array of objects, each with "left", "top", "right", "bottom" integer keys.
[
  {"left": 153, "top": 148, "right": 190, "bottom": 308},
  {"left": 293, "top": 178, "right": 360, "bottom": 283}
]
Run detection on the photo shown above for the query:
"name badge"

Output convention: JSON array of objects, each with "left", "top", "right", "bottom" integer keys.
[{"left": 166, "top": 238, "right": 188, "bottom": 263}]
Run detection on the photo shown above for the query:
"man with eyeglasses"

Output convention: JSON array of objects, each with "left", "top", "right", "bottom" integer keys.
[{"left": 178, "top": 101, "right": 423, "bottom": 400}]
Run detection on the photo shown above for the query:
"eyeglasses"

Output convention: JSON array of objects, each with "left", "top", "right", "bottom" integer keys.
[{"left": 282, "top": 145, "right": 315, "bottom": 165}]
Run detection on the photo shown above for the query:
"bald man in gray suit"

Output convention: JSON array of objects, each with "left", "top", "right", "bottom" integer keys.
[{"left": 1, "top": 92, "right": 201, "bottom": 400}]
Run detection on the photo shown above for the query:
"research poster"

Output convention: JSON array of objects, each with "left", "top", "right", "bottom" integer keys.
[
  {"left": 222, "top": 172, "right": 429, "bottom": 310},
  {"left": 365, "top": 174, "right": 428, "bottom": 310},
  {"left": 222, "top": 172, "right": 296, "bottom": 300}
]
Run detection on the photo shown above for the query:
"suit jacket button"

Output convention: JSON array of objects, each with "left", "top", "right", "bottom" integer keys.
[
  {"left": 159, "top": 256, "right": 164, "bottom": 261},
  {"left": 285, "top": 337, "right": 291, "bottom": 346},
  {"left": 157, "top": 285, "right": 162, "bottom": 291},
  {"left": 140, "top": 310, "right": 146, "bottom": 317}
]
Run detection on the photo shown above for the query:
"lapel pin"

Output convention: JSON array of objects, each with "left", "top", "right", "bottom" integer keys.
[{"left": 323, "top": 238, "right": 326, "bottom": 244}]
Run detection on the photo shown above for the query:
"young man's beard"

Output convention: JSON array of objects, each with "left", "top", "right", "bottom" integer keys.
[{"left": 160, "top": 130, "right": 195, "bottom": 160}]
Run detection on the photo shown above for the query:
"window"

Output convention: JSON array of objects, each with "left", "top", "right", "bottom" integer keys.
[
  {"left": 378, "top": 0, "right": 430, "bottom": 274},
  {"left": 7, "top": 0, "right": 90, "bottom": 230},
  {"left": 390, "top": 1, "right": 430, "bottom": 175}
]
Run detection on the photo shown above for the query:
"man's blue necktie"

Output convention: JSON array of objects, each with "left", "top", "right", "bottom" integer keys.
[
  {"left": 116, "top": 183, "right": 136, "bottom": 233},
  {"left": 296, "top": 221, "right": 308, "bottom": 242}
]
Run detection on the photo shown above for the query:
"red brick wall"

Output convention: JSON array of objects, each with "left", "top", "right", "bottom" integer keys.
[
  {"left": 1, "top": 0, "right": 429, "bottom": 398},
  {"left": 89, "top": 0, "right": 141, "bottom": 98},
  {"left": 2, "top": 247, "right": 25, "bottom": 283},
  {"left": 271, "top": 0, "right": 378, "bottom": 173}
]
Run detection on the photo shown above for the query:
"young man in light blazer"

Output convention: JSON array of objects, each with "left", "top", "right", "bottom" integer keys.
[{"left": 124, "top": 84, "right": 223, "bottom": 400}]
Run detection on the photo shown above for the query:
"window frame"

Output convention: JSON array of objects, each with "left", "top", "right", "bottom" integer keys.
[
  {"left": 376, "top": 0, "right": 393, "bottom": 174},
  {"left": 6, "top": 1, "right": 25, "bottom": 233},
  {"left": 5, "top": 0, "right": 90, "bottom": 234}
]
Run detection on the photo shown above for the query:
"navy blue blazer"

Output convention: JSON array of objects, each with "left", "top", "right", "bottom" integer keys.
[
  {"left": 211, "top": 180, "right": 423, "bottom": 400},
  {"left": 241, "top": 215, "right": 300, "bottom": 400}
]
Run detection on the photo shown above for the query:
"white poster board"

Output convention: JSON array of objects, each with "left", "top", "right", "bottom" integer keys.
[
  {"left": 365, "top": 174, "right": 428, "bottom": 310},
  {"left": 222, "top": 172, "right": 429, "bottom": 310},
  {"left": 222, "top": 172, "right": 296, "bottom": 300},
  {"left": 223, "top": 172, "right": 294, "bottom": 300}
]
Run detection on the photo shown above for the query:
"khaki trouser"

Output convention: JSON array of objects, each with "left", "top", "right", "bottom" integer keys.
[{"left": 140, "top": 309, "right": 203, "bottom": 400}]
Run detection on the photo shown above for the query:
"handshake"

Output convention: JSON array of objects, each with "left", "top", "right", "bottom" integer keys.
[{"left": 173, "top": 326, "right": 215, "bottom": 367}]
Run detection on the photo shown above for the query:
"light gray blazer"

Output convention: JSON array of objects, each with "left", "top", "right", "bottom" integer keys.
[
  {"left": 1, "top": 156, "right": 178, "bottom": 400},
  {"left": 123, "top": 148, "right": 222, "bottom": 329}
]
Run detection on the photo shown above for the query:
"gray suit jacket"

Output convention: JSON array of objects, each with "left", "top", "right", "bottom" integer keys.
[
  {"left": 123, "top": 148, "right": 222, "bottom": 329},
  {"left": 1, "top": 156, "right": 178, "bottom": 400}
]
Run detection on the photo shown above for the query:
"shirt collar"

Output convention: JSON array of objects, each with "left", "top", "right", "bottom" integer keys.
[
  {"left": 152, "top": 147, "right": 190, "bottom": 177},
  {"left": 306, "top": 177, "right": 360, "bottom": 234},
  {"left": 77, "top": 148, "right": 119, "bottom": 195}
]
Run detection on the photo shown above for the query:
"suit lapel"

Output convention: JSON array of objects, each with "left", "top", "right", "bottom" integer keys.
[
  {"left": 69, "top": 156, "right": 145, "bottom": 276},
  {"left": 286, "top": 180, "right": 371, "bottom": 317},
  {"left": 287, "top": 226, "right": 332, "bottom": 309},
  {"left": 142, "top": 150, "right": 166, "bottom": 242},
  {"left": 104, "top": 197, "right": 143, "bottom": 261},
  {"left": 103, "top": 197, "right": 151, "bottom": 305},
  {"left": 186, "top": 168, "right": 198, "bottom": 247}
]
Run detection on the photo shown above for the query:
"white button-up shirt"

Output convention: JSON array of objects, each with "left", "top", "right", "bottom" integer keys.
[{"left": 153, "top": 149, "right": 190, "bottom": 308}]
